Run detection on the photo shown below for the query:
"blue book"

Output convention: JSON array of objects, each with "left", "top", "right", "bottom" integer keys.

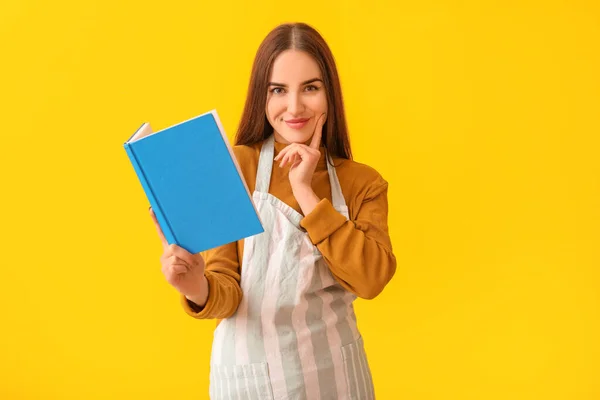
[{"left": 124, "top": 109, "right": 264, "bottom": 254}]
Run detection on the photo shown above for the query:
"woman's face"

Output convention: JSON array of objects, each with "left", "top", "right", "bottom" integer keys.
[{"left": 266, "top": 50, "right": 328, "bottom": 145}]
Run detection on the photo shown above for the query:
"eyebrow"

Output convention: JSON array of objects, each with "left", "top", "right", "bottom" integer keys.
[{"left": 268, "top": 78, "right": 323, "bottom": 87}]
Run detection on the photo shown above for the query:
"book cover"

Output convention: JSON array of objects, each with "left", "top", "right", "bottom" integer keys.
[{"left": 124, "top": 109, "right": 264, "bottom": 254}]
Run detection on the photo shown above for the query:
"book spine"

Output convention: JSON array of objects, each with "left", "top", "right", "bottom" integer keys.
[{"left": 124, "top": 142, "right": 177, "bottom": 246}]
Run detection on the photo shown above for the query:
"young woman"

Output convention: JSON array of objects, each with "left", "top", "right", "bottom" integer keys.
[{"left": 150, "top": 22, "right": 396, "bottom": 400}]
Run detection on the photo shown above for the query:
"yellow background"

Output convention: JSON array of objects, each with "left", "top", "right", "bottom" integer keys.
[{"left": 1, "top": 0, "right": 599, "bottom": 399}]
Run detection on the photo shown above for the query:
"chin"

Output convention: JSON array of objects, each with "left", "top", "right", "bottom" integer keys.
[{"left": 276, "top": 128, "right": 312, "bottom": 144}]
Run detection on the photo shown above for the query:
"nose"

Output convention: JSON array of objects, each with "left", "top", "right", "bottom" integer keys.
[{"left": 287, "top": 91, "right": 304, "bottom": 116}]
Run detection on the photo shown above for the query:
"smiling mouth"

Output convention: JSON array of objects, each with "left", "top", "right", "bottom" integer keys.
[{"left": 285, "top": 118, "right": 310, "bottom": 129}]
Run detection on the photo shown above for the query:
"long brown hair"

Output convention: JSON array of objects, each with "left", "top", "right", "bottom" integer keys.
[{"left": 234, "top": 22, "right": 352, "bottom": 160}]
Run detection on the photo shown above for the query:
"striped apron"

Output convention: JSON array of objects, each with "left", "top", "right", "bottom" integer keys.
[{"left": 209, "top": 135, "right": 375, "bottom": 400}]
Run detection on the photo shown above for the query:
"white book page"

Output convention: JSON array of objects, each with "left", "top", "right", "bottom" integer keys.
[{"left": 129, "top": 123, "right": 153, "bottom": 142}]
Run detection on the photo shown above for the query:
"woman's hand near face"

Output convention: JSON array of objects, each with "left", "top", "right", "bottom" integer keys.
[
  {"left": 274, "top": 112, "right": 326, "bottom": 190},
  {"left": 274, "top": 113, "right": 326, "bottom": 216}
]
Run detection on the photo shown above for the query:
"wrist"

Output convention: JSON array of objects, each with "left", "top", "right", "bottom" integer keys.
[
  {"left": 292, "top": 185, "right": 320, "bottom": 216},
  {"left": 185, "top": 275, "right": 209, "bottom": 307},
  {"left": 292, "top": 183, "right": 314, "bottom": 197}
]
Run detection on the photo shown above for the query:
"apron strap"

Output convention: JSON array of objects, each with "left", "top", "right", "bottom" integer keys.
[
  {"left": 255, "top": 135, "right": 275, "bottom": 193},
  {"left": 325, "top": 151, "right": 349, "bottom": 218}
]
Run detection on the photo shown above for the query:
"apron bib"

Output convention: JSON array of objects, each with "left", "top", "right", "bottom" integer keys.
[{"left": 209, "top": 135, "right": 375, "bottom": 400}]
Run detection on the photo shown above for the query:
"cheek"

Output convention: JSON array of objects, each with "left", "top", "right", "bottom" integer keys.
[
  {"left": 311, "top": 92, "right": 328, "bottom": 113},
  {"left": 266, "top": 97, "right": 286, "bottom": 122}
]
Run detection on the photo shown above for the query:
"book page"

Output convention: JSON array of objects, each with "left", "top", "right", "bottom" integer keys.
[{"left": 129, "top": 123, "right": 153, "bottom": 142}]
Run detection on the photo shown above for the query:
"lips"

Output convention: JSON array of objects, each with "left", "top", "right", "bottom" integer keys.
[
  {"left": 286, "top": 118, "right": 309, "bottom": 123},
  {"left": 285, "top": 117, "right": 310, "bottom": 129}
]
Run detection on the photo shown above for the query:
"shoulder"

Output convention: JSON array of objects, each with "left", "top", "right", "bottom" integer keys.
[
  {"left": 334, "top": 156, "right": 388, "bottom": 199},
  {"left": 230, "top": 141, "right": 263, "bottom": 191},
  {"left": 335, "top": 158, "right": 386, "bottom": 182},
  {"left": 232, "top": 141, "right": 262, "bottom": 162}
]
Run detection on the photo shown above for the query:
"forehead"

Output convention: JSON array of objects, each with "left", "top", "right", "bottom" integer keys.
[{"left": 269, "top": 50, "right": 322, "bottom": 82}]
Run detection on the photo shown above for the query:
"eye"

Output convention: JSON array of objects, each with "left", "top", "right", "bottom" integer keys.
[
  {"left": 305, "top": 85, "right": 319, "bottom": 92},
  {"left": 270, "top": 87, "right": 285, "bottom": 94}
]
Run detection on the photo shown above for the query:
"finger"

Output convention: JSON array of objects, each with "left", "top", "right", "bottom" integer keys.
[
  {"left": 284, "top": 145, "right": 315, "bottom": 167},
  {"left": 274, "top": 144, "right": 293, "bottom": 162},
  {"left": 163, "top": 262, "right": 190, "bottom": 284},
  {"left": 290, "top": 145, "right": 311, "bottom": 162},
  {"left": 290, "top": 155, "right": 302, "bottom": 169},
  {"left": 280, "top": 150, "right": 292, "bottom": 167},
  {"left": 280, "top": 147, "right": 298, "bottom": 167},
  {"left": 168, "top": 244, "right": 198, "bottom": 267},
  {"left": 169, "top": 263, "right": 189, "bottom": 275},
  {"left": 282, "top": 146, "right": 302, "bottom": 168},
  {"left": 310, "top": 113, "right": 326, "bottom": 150},
  {"left": 164, "top": 255, "right": 191, "bottom": 272},
  {"left": 284, "top": 153, "right": 299, "bottom": 169},
  {"left": 149, "top": 207, "right": 168, "bottom": 249}
]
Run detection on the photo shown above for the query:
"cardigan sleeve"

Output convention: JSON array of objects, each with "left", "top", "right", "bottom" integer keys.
[
  {"left": 299, "top": 175, "right": 396, "bottom": 299},
  {"left": 180, "top": 241, "right": 243, "bottom": 319}
]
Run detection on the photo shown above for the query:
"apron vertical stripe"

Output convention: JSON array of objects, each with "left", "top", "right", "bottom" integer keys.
[
  {"left": 220, "top": 321, "right": 236, "bottom": 367},
  {"left": 287, "top": 236, "right": 320, "bottom": 399},
  {"left": 220, "top": 370, "right": 225, "bottom": 400},
  {"left": 211, "top": 320, "right": 226, "bottom": 365},
  {"left": 211, "top": 368, "right": 216, "bottom": 399},
  {"left": 316, "top": 260, "right": 349, "bottom": 400},
  {"left": 346, "top": 345, "right": 359, "bottom": 397},
  {"left": 209, "top": 369, "right": 214, "bottom": 399},
  {"left": 346, "top": 296, "right": 360, "bottom": 339},
  {"left": 367, "top": 361, "right": 375, "bottom": 400},
  {"left": 243, "top": 197, "right": 271, "bottom": 364},
  {"left": 234, "top": 370, "right": 243, "bottom": 400},
  {"left": 353, "top": 344, "right": 368, "bottom": 400},
  {"left": 257, "top": 363, "right": 272, "bottom": 399},
  {"left": 260, "top": 230, "right": 288, "bottom": 399},
  {"left": 298, "top": 250, "right": 337, "bottom": 399},
  {"left": 271, "top": 220, "right": 307, "bottom": 399},
  {"left": 218, "top": 368, "right": 223, "bottom": 399},
  {"left": 234, "top": 212, "right": 259, "bottom": 365},
  {"left": 360, "top": 341, "right": 375, "bottom": 399},
  {"left": 241, "top": 367, "right": 249, "bottom": 399},
  {"left": 228, "top": 367, "right": 233, "bottom": 399}
]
